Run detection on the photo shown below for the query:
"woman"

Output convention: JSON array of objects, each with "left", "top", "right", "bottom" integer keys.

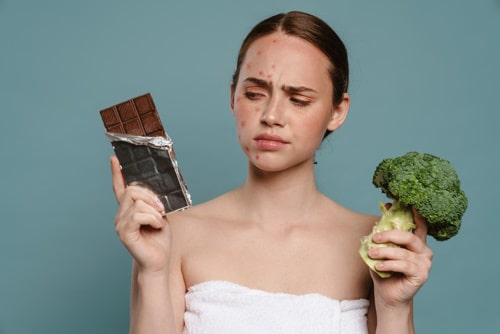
[{"left": 110, "top": 11, "right": 433, "bottom": 333}]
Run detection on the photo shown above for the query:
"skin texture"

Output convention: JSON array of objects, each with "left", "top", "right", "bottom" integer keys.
[{"left": 111, "top": 31, "right": 433, "bottom": 334}]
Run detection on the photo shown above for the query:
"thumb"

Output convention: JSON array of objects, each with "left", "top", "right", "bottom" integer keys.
[{"left": 110, "top": 156, "right": 126, "bottom": 204}]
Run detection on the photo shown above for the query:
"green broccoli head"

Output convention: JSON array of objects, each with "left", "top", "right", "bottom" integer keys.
[{"left": 372, "top": 151, "right": 468, "bottom": 241}]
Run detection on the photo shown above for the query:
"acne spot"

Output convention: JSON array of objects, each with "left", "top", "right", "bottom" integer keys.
[
  {"left": 267, "top": 74, "right": 272, "bottom": 79},
  {"left": 255, "top": 154, "right": 260, "bottom": 160},
  {"left": 240, "top": 120, "right": 246, "bottom": 128},
  {"left": 255, "top": 107, "right": 260, "bottom": 112},
  {"left": 246, "top": 63, "right": 252, "bottom": 70},
  {"left": 245, "top": 146, "right": 250, "bottom": 153},
  {"left": 257, "top": 50, "right": 262, "bottom": 55},
  {"left": 272, "top": 39, "right": 278, "bottom": 44},
  {"left": 271, "top": 64, "right": 276, "bottom": 69},
  {"left": 258, "top": 70, "right": 264, "bottom": 76}
]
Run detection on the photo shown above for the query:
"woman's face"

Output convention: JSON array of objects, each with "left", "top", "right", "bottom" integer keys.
[{"left": 231, "top": 32, "right": 348, "bottom": 172}]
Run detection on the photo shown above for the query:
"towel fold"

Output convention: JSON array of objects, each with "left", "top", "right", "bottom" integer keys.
[{"left": 184, "top": 280, "right": 369, "bottom": 334}]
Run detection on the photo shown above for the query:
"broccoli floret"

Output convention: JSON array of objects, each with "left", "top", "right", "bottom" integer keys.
[{"left": 359, "top": 151, "right": 468, "bottom": 278}]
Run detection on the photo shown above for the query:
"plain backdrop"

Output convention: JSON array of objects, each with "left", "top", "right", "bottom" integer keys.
[{"left": 1, "top": 1, "right": 499, "bottom": 333}]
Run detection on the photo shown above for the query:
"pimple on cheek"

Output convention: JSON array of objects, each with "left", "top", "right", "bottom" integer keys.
[
  {"left": 255, "top": 154, "right": 260, "bottom": 160},
  {"left": 240, "top": 120, "right": 246, "bottom": 128},
  {"left": 255, "top": 107, "right": 261, "bottom": 112},
  {"left": 257, "top": 50, "right": 262, "bottom": 55}
]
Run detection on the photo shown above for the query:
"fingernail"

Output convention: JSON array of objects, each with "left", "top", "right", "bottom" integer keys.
[
  {"left": 373, "top": 233, "right": 382, "bottom": 242},
  {"left": 368, "top": 249, "right": 379, "bottom": 258},
  {"left": 155, "top": 198, "right": 165, "bottom": 211}
]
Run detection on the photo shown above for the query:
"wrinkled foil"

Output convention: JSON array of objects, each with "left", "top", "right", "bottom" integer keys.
[{"left": 105, "top": 132, "right": 192, "bottom": 213}]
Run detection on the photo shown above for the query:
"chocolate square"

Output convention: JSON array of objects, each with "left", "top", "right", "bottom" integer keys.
[{"left": 100, "top": 93, "right": 166, "bottom": 137}]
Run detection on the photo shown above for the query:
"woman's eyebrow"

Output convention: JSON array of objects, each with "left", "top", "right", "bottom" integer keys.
[
  {"left": 242, "top": 78, "right": 317, "bottom": 95},
  {"left": 282, "top": 84, "right": 317, "bottom": 95},
  {"left": 243, "top": 77, "right": 271, "bottom": 89}
]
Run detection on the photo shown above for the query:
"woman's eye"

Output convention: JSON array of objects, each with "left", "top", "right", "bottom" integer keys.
[
  {"left": 244, "top": 91, "right": 264, "bottom": 100},
  {"left": 291, "top": 97, "right": 311, "bottom": 107}
]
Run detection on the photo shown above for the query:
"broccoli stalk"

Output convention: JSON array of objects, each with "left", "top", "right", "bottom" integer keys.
[
  {"left": 359, "top": 151, "right": 468, "bottom": 278},
  {"left": 359, "top": 201, "right": 415, "bottom": 278}
]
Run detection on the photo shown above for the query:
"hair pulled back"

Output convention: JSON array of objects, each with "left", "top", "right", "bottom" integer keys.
[{"left": 232, "top": 11, "right": 349, "bottom": 109}]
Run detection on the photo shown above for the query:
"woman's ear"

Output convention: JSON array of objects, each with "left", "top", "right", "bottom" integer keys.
[
  {"left": 327, "top": 93, "right": 350, "bottom": 131},
  {"left": 230, "top": 83, "right": 236, "bottom": 111}
]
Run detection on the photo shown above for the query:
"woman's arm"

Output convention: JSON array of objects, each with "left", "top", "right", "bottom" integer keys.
[
  {"left": 373, "top": 299, "right": 414, "bottom": 334},
  {"left": 367, "top": 209, "right": 432, "bottom": 334},
  {"left": 129, "top": 259, "right": 186, "bottom": 334},
  {"left": 111, "top": 156, "right": 185, "bottom": 333},
  {"left": 368, "top": 290, "right": 414, "bottom": 334},
  {"left": 130, "top": 262, "right": 176, "bottom": 334}
]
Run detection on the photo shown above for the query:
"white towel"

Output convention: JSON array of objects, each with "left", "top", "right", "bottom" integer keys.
[{"left": 184, "top": 280, "right": 369, "bottom": 334}]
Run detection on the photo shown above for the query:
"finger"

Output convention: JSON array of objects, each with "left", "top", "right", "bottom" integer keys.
[
  {"left": 116, "top": 200, "right": 166, "bottom": 231},
  {"left": 373, "top": 229, "right": 412, "bottom": 245},
  {"left": 116, "top": 211, "right": 166, "bottom": 244},
  {"left": 369, "top": 245, "right": 431, "bottom": 277},
  {"left": 371, "top": 231, "right": 434, "bottom": 272},
  {"left": 374, "top": 258, "right": 430, "bottom": 283},
  {"left": 373, "top": 229, "right": 427, "bottom": 254},
  {"left": 125, "top": 209, "right": 166, "bottom": 231},
  {"left": 369, "top": 243, "right": 413, "bottom": 263},
  {"left": 117, "top": 185, "right": 165, "bottom": 218},
  {"left": 110, "top": 156, "right": 126, "bottom": 203}
]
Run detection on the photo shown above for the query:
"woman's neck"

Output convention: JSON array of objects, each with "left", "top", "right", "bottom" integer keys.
[{"left": 235, "top": 160, "right": 324, "bottom": 225}]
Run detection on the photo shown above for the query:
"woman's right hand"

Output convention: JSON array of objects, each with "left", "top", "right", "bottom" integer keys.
[{"left": 110, "top": 156, "right": 172, "bottom": 274}]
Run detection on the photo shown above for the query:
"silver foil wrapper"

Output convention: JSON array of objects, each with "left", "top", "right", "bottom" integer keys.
[{"left": 106, "top": 132, "right": 192, "bottom": 213}]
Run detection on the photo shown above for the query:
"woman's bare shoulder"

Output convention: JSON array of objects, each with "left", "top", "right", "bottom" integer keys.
[
  {"left": 321, "top": 195, "right": 379, "bottom": 233},
  {"left": 166, "top": 191, "right": 237, "bottom": 233}
]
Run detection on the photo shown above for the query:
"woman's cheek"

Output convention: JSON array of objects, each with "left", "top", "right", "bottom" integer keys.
[{"left": 237, "top": 118, "right": 256, "bottom": 158}]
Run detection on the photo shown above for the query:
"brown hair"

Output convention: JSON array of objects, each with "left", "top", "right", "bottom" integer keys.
[{"left": 232, "top": 11, "right": 349, "bottom": 108}]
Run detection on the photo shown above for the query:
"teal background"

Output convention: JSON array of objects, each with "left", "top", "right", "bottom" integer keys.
[{"left": 1, "top": 0, "right": 499, "bottom": 333}]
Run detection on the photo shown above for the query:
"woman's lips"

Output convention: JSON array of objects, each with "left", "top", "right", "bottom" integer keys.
[{"left": 254, "top": 133, "right": 289, "bottom": 151}]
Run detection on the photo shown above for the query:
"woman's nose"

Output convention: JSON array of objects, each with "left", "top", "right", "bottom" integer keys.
[{"left": 260, "top": 96, "right": 286, "bottom": 127}]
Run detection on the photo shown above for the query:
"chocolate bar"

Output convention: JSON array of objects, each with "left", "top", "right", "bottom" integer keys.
[
  {"left": 100, "top": 93, "right": 191, "bottom": 213},
  {"left": 110, "top": 135, "right": 190, "bottom": 212},
  {"left": 100, "top": 93, "right": 166, "bottom": 137}
]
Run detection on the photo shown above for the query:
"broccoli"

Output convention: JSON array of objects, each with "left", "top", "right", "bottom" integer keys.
[{"left": 359, "top": 151, "right": 468, "bottom": 278}]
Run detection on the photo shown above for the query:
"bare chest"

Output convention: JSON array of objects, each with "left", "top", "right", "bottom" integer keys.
[{"left": 181, "top": 223, "right": 371, "bottom": 300}]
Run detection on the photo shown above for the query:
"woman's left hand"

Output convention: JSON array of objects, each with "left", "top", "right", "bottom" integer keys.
[{"left": 368, "top": 208, "right": 434, "bottom": 308}]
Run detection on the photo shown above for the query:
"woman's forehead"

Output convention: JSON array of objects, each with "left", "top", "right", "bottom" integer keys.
[{"left": 240, "top": 33, "right": 332, "bottom": 89}]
